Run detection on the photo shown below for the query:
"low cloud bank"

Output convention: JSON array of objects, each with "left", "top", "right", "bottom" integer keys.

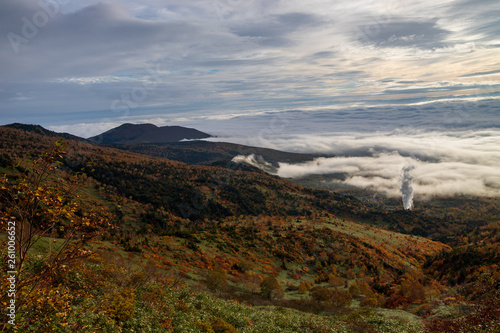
[{"left": 232, "top": 129, "right": 500, "bottom": 200}]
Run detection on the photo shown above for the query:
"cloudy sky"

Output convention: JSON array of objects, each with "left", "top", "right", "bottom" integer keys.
[
  {"left": 1, "top": 0, "right": 499, "bottom": 134},
  {"left": 1, "top": 0, "right": 500, "bottom": 202}
]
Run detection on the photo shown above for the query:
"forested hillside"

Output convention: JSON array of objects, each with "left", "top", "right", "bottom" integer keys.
[
  {"left": 0, "top": 125, "right": 498, "bottom": 332},
  {"left": 102, "top": 140, "right": 325, "bottom": 167}
]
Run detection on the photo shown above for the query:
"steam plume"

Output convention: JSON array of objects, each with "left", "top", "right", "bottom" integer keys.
[{"left": 400, "top": 165, "right": 415, "bottom": 210}]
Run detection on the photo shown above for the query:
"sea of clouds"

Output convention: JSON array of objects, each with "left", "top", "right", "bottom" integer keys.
[
  {"left": 50, "top": 99, "right": 500, "bottom": 201},
  {"left": 230, "top": 129, "right": 500, "bottom": 200},
  {"left": 206, "top": 100, "right": 500, "bottom": 201}
]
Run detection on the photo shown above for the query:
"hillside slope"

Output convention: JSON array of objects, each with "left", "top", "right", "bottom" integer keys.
[
  {"left": 4, "top": 122, "right": 88, "bottom": 142},
  {"left": 103, "top": 140, "right": 327, "bottom": 167},
  {"left": 1, "top": 125, "right": 498, "bottom": 332}
]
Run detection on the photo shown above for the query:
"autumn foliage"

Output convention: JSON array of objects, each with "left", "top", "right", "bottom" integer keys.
[{"left": 1, "top": 125, "right": 499, "bottom": 332}]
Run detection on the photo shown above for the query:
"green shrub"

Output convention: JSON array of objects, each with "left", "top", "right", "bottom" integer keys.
[
  {"left": 310, "top": 286, "right": 332, "bottom": 302},
  {"left": 360, "top": 297, "right": 378, "bottom": 308},
  {"left": 332, "top": 289, "right": 353, "bottom": 307},
  {"left": 211, "top": 317, "right": 237, "bottom": 333},
  {"left": 206, "top": 268, "right": 229, "bottom": 292},
  {"left": 101, "top": 287, "right": 136, "bottom": 322},
  {"left": 197, "top": 317, "right": 237, "bottom": 333},
  {"left": 298, "top": 282, "right": 309, "bottom": 294},
  {"left": 260, "top": 276, "right": 284, "bottom": 300},
  {"left": 349, "top": 282, "right": 360, "bottom": 297}
]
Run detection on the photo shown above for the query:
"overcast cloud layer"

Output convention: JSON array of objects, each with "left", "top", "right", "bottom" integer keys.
[{"left": 1, "top": 0, "right": 499, "bottom": 128}]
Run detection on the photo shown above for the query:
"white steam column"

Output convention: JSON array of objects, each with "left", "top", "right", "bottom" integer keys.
[{"left": 400, "top": 165, "right": 415, "bottom": 210}]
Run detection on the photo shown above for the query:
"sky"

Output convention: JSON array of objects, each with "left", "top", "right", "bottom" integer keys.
[
  {"left": 1, "top": 0, "right": 500, "bottom": 201},
  {"left": 1, "top": 0, "right": 499, "bottom": 134}
]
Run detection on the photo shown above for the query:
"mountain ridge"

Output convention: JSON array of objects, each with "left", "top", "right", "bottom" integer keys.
[
  {"left": 3, "top": 122, "right": 89, "bottom": 142},
  {"left": 88, "top": 123, "right": 212, "bottom": 144}
]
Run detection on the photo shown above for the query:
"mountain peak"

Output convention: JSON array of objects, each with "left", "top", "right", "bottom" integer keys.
[
  {"left": 118, "top": 123, "right": 158, "bottom": 129},
  {"left": 89, "top": 123, "right": 211, "bottom": 144}
]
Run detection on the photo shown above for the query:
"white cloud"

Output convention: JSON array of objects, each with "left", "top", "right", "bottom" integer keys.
[{"left": 230, "top": 124, "right": 500, "bottom": 199}]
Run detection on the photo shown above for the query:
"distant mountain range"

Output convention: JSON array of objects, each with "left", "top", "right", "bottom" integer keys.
[{"left": 88, "top": 123, "right": 212, "bottom": 144}]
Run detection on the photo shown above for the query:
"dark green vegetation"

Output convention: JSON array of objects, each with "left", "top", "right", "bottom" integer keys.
[
  {"left": 103, "top": 140, "right": 326, "bottom": 167},
  {"left": 1, "top": 124, "right": 499, "bottom": 332}
]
